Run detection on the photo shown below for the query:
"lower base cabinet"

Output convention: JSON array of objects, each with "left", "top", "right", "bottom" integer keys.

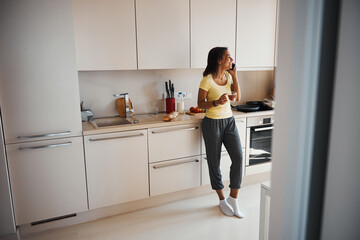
[
  {"left": 149, "top": 156, "right": 201, "bottom": 196},
  {"left": 84, "top": 130, "right": 149, "bottom": 209},
  {"left": 6, "top": 137, "right": 88, "bottom": 225}
]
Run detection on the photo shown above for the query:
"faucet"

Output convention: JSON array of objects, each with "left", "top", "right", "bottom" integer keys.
[{"left": 113, "top": 93, "right": 134, "bottom": 118}]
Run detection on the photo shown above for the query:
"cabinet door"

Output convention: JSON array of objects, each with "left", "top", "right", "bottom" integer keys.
[
  {"left": 149, "top": 156, "right": 201, "bottom": 196},
  {"left": 236, "top": 117, "right": 247, "bottom": 147},
  {"left": 191, "top": 0, "right": 236, "bottom": 68},
  {"left": 201, "top": 151, "right": 245, "bottom": 186},
  {"left": 148, "top": 124, "right": 201, "bottom": 163},
  {"left": 236, "top": 0, "right": 277, "bottom": 69},
  {"left": 73, "top": 0, "right": 137, "bottom": 70},
  {"left": 6, "top": 137, "right": 87, "bottom": 225},
  {"left": 0, "top": 0, "right": 82, "bottom": 144},
  {"left": 84, "top": 130, "right": 148, "bottom": 209},
  {"left": 136, "top": 0, "right": 190, "bottom": 69}
]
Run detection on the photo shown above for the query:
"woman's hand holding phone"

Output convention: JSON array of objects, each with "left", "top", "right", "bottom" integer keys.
[{"left": 228, "top": 63, "right": 236, "bottom": 78}]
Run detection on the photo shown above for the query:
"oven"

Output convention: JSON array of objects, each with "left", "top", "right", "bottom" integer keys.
[{"left": 245, "top": 115, "right": 274, "bottom": 167}]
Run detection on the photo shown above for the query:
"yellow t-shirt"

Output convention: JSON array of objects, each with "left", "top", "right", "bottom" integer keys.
[{"left": 199, "top": 72, "right": 233, "bottom": 119}]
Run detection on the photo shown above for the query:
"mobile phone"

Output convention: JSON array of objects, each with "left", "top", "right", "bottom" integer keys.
[{"left": 231, "top": 63, "right": 235, "bottom": 70}]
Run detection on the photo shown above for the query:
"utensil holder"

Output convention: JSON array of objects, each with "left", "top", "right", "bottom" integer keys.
[{"left": 166, "top": 98, "right": 175, "bottom": 114}]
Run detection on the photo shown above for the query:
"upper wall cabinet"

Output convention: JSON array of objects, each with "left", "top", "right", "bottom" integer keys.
[
  {"left": 73, "top": 0, "right": 137, "bottom": 70},
  {"left": 136, "top": 0, "right": 190, "bottom": 69},
  {"left": 236, "top": 0, "right": 277, "bottom": 70},
  {"left": 191, "top": 0, "right": 236, "bottom": 68}
]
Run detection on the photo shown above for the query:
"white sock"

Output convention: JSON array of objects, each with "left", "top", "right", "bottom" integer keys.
[
  {"left": 219, "top": 199, "right": 234, "bottom": 216},
  {"left": 227, "top": 196, "right": 245, "bottom": 218}
]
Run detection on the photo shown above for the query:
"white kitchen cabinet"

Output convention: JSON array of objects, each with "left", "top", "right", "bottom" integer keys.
[
  {"left": 191, "top": 0, "right": 236, "bottom": 68},
  {"left": 73, "top": 0, "right": 137, "bottom": 70},
  {"left": 0, "top": 0, "right": 82, "bottom": 144},
  {"left": 6, "top": 137, "right": 87, "bottom": 225},
  {"left": 236, "top": 0, "right": 277, "bottom": 69},
  {"left": 84, "top": 130, "right": 148, "bottom": 210},
  {"left": 149, "top": 156, "right": 201, "bottom": 196},
  {"left": 148, "top": 124, "right": 201, "bottom": 163},
  {"left": 201, "top": 151, "right": 245, "bottom": 186},
  {"left": 236, "top": 118, "right": 247, "bottom": 147},
  {"left": 136, "top": 0, "right": 190, "bottom": 69}
]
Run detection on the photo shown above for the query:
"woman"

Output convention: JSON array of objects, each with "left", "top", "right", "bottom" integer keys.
[{"left": 198, "top": 47, "right": 244, "bottom": 218}]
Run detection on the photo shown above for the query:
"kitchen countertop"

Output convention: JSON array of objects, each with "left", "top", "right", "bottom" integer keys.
[{"left": 82, "top": 110, "right": 275, "bottom": 136}]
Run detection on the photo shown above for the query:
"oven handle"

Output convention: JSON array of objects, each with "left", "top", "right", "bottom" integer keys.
[{"left": 254, "top": 126, "right": 274, "bottom": 132}]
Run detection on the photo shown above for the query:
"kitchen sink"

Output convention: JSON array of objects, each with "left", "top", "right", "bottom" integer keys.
[{"left": 90, "top": 117, "right": 134, "bottom": 128}]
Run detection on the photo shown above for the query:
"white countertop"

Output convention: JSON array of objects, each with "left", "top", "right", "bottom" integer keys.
[{"left": 82, "top": 109, "right": 275, "bottom": 136}]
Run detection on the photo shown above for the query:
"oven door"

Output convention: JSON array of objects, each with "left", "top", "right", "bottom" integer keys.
[{"left": 246, "top": 125, "right": 273, "bottom": 166}]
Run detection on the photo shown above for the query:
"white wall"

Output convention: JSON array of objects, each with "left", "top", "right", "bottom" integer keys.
[{"left": 78, "top": 69, "right": 274, "bottom": 117}]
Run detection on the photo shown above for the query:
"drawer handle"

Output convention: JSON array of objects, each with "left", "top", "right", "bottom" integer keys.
[
  {"left": 152, "top": 126, "right": 199, "bottom": 134},
  {"left": 203, "top": 153, "right": 229, "bottom": 160},
  {"left": 18, "top": 142, "right": 72, "bottom": 151},
  {"left": 153, "top": 159, "right": 199, "bottom": 169},
  {"left": 89, "top": 133, "right": 144, "bottom": 142},
  {"left": 18, "top": 131, "right": 71, "bottom": 140}
]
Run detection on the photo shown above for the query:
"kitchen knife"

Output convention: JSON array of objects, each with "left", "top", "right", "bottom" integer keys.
[{"left": 165, "top": 82, "right": 170, "bottom": 98}]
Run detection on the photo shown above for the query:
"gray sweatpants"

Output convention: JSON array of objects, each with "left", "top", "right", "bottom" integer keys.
[{"left": 202, "top": 116, "right": 243, "bottom": 190}]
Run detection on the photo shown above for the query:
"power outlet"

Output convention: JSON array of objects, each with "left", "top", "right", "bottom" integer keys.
[{"left": 173, "top": 92, "right": 193, "bottom": 99}]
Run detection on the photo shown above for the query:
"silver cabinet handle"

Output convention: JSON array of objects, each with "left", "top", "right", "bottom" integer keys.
[
  {"left": 153, "top": 159, "right": 199, "bottom": 169},
  {"left": 19, "top": 142, "right": 72, "bottom": 151},
  {"left": 254, "top": 126, "right": 274, "bottom": 132},
  {"left": 18, "top": 131, "right": 71, "bottom": 140},
  {"left": 152, "top": 126, "right": 199, "bottom": 134},
  {"left": 89, "top": 133, "right": 144, "bottom": 142}
]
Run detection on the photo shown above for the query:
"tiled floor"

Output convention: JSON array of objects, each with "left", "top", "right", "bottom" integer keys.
[{"left": 22, "top": 183, "right": 262, "bottom": 240}]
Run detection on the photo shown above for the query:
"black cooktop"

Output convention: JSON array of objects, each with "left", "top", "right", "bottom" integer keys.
[{"left": 232, "top": 101, "right": 274, "bottom": 112}]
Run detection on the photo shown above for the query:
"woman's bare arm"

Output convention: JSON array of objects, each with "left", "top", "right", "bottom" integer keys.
[{"left": 198, "top": 88, "right": 228, "bottom": 109}]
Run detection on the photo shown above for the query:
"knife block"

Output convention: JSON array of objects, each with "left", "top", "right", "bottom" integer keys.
[
  {"left": 116, "top": 98, "right": 133, "bottom": 118},
  {"left": 165, "top": 98, "right": 175, "bottom": 114}
]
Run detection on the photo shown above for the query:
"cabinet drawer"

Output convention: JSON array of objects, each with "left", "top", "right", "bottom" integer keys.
[
  {"left": 148, "top": 124, "right": 201, "bottom": 163},
  {"left": 84, "top": 130, "right": 149, "bottom": 209},
  {"left": 6, "top": 137, "right": 87, "bottom": 225},
  {"left": 201, "top": 150, "right": 245, "bottom": 186},
  {"left": 149, "top": 156, "right": 201, "bottom": 196}
]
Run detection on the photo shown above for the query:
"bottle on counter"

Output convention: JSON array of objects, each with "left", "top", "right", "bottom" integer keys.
[{"left": 177, "top": 92, "right": 185, "bottom": 114}]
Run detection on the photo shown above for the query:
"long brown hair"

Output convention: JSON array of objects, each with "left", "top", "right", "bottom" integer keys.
[{"left": 203, "top": 47, "right": 228, "bottom": 77}]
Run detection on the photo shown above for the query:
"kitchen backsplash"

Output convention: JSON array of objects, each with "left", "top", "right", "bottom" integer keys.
[{"left": 78, "top": 69, "right": 274, "bottom": 118}]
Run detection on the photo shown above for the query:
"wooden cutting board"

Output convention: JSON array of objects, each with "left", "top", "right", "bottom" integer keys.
[
  {"left": 116, "top": 98, "right": 133, "bottom": 117},
  {"left": 185, "top": 111, "right": 204, "bottom": 115}
]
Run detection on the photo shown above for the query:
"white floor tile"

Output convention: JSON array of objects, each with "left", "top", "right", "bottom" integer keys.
[{"left": 22, "top": 183, "right": 261, "bottom": 240}]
